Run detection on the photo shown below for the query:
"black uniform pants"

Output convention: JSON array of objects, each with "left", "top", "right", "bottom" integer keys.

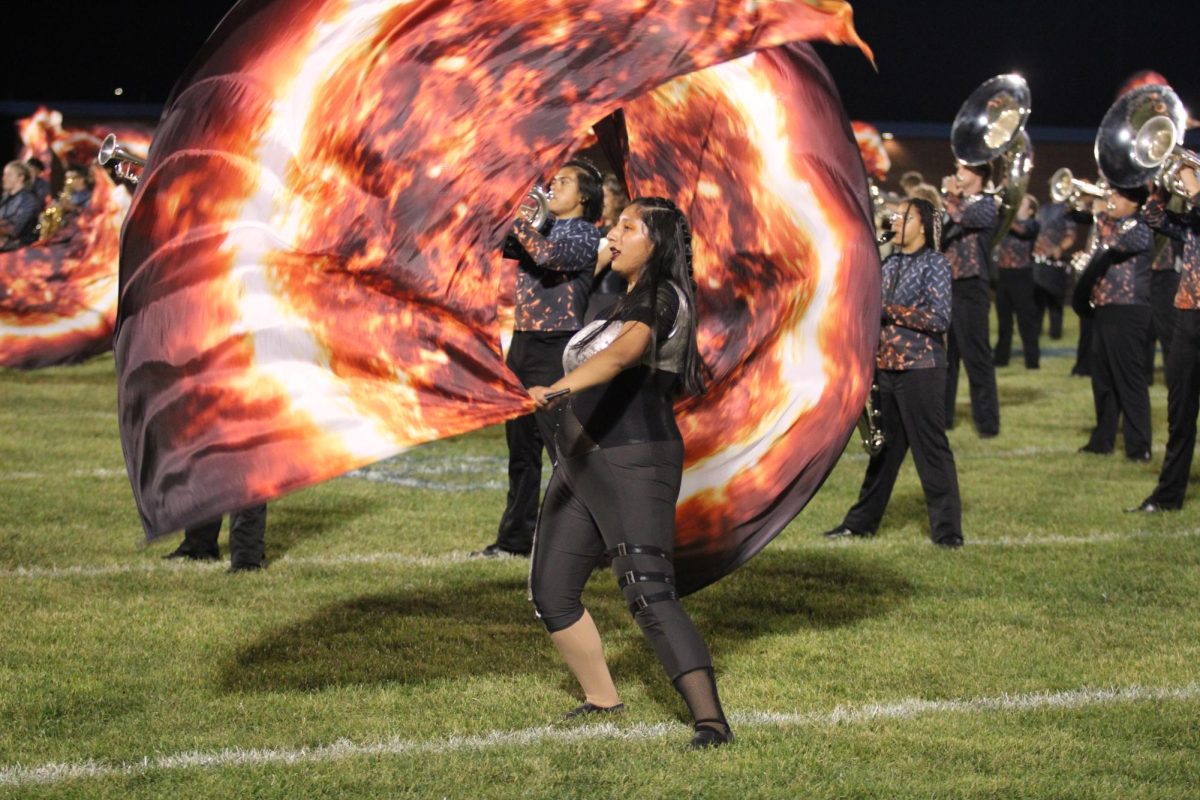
[
  {"left": 1147, "top": 270, "right": 1180, "bottom": 384},
  {"left": 1086, "top": 305, "right": 1152, "bottom": 457},
  {"left": 844, "top": 368, "right": 963, "bottom": 544},
  {"left": 496, "top": 330, "right": 575, "bottom": 553},
  {"left": 182, "top": 505, "right": 268, "bottom": 567},
  {"left": 945, "top": 277, "right": 1000, "bottom": 435},
  {"left": 1148, "top": 310, "right": 1200, "bottom": 508},
  {"left": 529, "top": 439, "right": 713, "bottom": 680},
  {"left": 1073, "top": 314, "right": 1093, "bottom": 376},
  {"left": 994, "top": 267, "right": 1040, "bottom": 368},
  {"left": 1034, "top": 285, "right": 1065, "bottom": 340}
]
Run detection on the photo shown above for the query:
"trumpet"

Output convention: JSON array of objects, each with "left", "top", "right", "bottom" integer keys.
[
  {"left": 97, "top": 133, "right": 147, "bottom": 184},
  {"left": 1049, "top": 167, "right": 1108, "bottom": 209},
  {"left": 517, "top": 185, "right": 550, "bottom": 229},
  {"left": 1131, "top": 105, "right": 1200, "bottom": 201}
]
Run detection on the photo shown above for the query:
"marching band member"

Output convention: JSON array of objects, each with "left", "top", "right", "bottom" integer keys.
[
  {"left": 993, "top": 194, "right": 1041, "bottom": 369},
  {"left": 1032, "top": 195, "right": 1082, "bottom": 343},
  {"left": 0, "top": 161, "right": 40, "bottom": 251},
  {"left": 824, "top": 198, "right": 963, "bottom": 548},
  {"left": 474, "top": 159, "right": 604, "bottom": 558},
  {"left": 527, "top": 198, "right": 733, "bottom": 748},
  {"left": 1130, "top": 169, "right": 1200, "bottom": 511},
  {"left": 940, "top": 163, "right": 1000, "bottom": 436},
  {"left": 1076, "top": 187, "right": 1154, "bottom": 460},
  {"left": 1146, "top": 236, "right": 1182, "bottom": 384}
]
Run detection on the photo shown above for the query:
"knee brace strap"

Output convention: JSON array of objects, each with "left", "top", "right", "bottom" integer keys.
[
  {"left": 606, "top": 542, "right": 671, "bottom": 560},
  {"left": 629, "top": 590, "right": 678, "bottom": 616},
  {"left": 618, "top": 570, "right": 674, "bottom": 590}
]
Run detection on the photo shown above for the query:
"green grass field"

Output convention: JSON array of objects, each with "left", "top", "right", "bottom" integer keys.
[{"left": 2, "top": 317, "right": 1199, "bottom": 799}]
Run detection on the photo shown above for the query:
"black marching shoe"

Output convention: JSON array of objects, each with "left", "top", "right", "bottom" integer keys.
[
  {"left": 1126, "top": 451, "right": 1152, "bottom": 463},
  {"left": 162, "top": 546, "right": 220, "bottom": 562},
  {"left": 1077, "top": 444, "right": 1112, "bottom": 455},
  {"left": 228, "top": 562, "right": 264, "bottom": 574},
  {"left": 563, "top": 701, "right": 625, "bottom": 720},
  {"left": 822, "top": 524, "right": 871, "bottom": 540},
  {"left": 689, "top": 722, "right": 734, "bottom": 750},
  {"left": 935, "top": 535, "right": 964, "bottom": 549},
  {"left": 1125, "top": 499, "right": 1181, "bottom": 514},
  {"left": 469, "top": 543, "right": 530, "bottom": 559}
]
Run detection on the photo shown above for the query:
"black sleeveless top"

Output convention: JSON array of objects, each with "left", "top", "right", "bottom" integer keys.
[{"left": 564, "top": 285, "right": 683, "bottom": 449}]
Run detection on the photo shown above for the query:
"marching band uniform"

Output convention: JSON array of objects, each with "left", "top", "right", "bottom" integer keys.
[
  {"left": 1032, "top": 200, "right": 1080, "bottom": 341},
  {"left": 492, "top": 215, "right": 600, "bottom": 555},
  {"left": 1134, "top": 190, "right": 1200, "bottom": 509},
  {"left": 941, "top": 191, "right": 1000, "bottom": 435},
  {"left": 993, "top": 215, "right": 1041, "bottom": 368},
  {"left": 1079, "top": 212, "right": 1154, "bottom": 458},
  {"left": 835, "top": 246, "right": 963, "bottom": 546},
  {"left": 1147, "top": 237, "right": 1181, "bottom": 383}
]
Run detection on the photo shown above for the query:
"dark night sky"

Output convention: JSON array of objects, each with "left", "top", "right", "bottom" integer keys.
[{"left": 4, "top": 1, "right": 1199, "bottom": 130}]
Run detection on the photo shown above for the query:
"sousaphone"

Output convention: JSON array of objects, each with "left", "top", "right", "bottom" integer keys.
[{"left": 950, "top": 74, "right": 1033, "bottom": 251}]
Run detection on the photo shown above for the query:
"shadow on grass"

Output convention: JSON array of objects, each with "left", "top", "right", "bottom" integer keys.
[
  {"left": 998, "top": 384, "right": 1044, "bottom": 407},
  {"left": 263, "top": 493, "right": 385, "bottom": 559},
  {"left": 221, "top": 550, "right": 912, "bottom": 698}
]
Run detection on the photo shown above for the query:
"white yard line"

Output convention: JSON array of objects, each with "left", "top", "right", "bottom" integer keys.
[
  {"left": 1, "top": 682, "right": 1194, "bottom": 788},
  {"left": 4, "top": 526, "right": 1200, "bottom": 580}
]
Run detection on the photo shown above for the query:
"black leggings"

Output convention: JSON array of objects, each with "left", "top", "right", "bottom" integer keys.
[{"left": 528, "top": 438, "right": 712, "bottom": 681}]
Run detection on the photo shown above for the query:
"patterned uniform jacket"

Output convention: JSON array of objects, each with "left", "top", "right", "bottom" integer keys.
[
  {"left": 1144, "top": 192, "right": 1200, "bottom": 309},
  {"left": 996, "top": 217, "right": 1039, "bottom": 269},
  {"left": 877, "top": 248, "right": 952, "bottom": 371},
  {"left": 1090, "top": 213, "right": 1154, "bottom": 307},
  {"left": 1033, "top": 202, "right": 1078, "bottom": 260},
  {"left": 511, "top": 216, "right": 601, "bottom": 332},
  {"left": 942, "top": 192, "right": 998, "bottom": 280}
]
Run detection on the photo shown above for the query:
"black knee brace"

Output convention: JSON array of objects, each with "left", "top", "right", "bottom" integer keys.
[{"left": 607, "top": 542, "right": 678, "bottom": 615}]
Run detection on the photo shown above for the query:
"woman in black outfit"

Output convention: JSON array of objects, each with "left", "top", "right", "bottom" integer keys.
[{"left": 527, "top": 197, "right": 732, "bottom": 749}]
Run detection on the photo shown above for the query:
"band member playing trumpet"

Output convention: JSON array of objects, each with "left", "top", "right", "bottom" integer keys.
[
  {"left": 993, "top": 193, "right": 1041, "bottom": 368},
  {"left": 1131, "top": 168, "right": 1200, "bottom": 511},
  {"left": 1076, "top": 186, "right": 1154, "bottom": 460},
  {"left": 941, "top": 163, "right": 1000, "bottom": 437},
  {"left": 474, "top": 159, "right": 604, "bottom": 558},
  {"left": 824, "top": 198, "right": 964, "bottom": 548}
]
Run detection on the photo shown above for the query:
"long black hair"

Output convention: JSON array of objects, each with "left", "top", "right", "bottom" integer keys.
[
  {"left": 900, "top": 197, "right": 940, "bottom": 251},
  {"left": 563, "top": 158, "right": 604, "bottom": 224},
  {"left": 577, "top": 197, "right": 708, "bottom": 397}
]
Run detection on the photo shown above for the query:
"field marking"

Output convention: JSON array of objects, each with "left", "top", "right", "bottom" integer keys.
[
  {"left": 0, "top": 442, "right": 1163, "bottom": 486},
  {"left": 1, "top": 682, "right": 1195, "bottom": 788},
  {"left": 4, "top": 526, "right": 1200, "bottom": 581}
]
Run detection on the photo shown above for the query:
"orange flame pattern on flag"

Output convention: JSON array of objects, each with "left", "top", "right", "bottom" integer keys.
[
  {"left": 0, "top": 111, "right": 151, "bottom": 369},
  {"left": 117, "top": 0, "right": 878, "bottom": 593},
  {"left": 852, "top": 121, "right": 891, "bottom": 182}
]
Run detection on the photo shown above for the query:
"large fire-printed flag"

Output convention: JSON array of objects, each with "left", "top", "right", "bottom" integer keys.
[
  {"left": 117, "top": 0, "right": 880, "bottom": 594},
  {"left": 851, "top": 121, "right": 891, "bottom": 182},
  {"left": 0, "top": 111, "right": 150, "bottom": 369}
]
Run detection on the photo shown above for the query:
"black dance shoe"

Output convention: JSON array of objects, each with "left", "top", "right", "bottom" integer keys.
[
  {"left": 935, "top": 535, "right": 964, "bottom": 549},
  {"left": 1124, "top": 499, "right": 1181, "bottom": 514},
  {"left": 822, "top": 524, "right": 871, "bottom": 540},
  {"left": 228, "top": 562, "right": 264, "bottom": 574},
  {"left": 162, "top": 546, "right": 220, "bottom": 562},
  {"left": 469, "top": 543, "right": 530, "bottom": 559},
  {"left": 563, "top": 702, "right": 625, "bottom": 720},
  {"left": 1077, "top": 444, "right": 1112, "bottom": 455},
  {"left": 689, "top": 724, "right": 734, "bottom": 749},
  {"left": 1126, "top": 451, "right": 1152, "bottom": 463}
]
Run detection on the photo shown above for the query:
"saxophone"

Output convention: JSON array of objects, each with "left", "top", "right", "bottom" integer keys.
[{"left": 36, "top": 187, "right": 71, "bottom": 243}]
